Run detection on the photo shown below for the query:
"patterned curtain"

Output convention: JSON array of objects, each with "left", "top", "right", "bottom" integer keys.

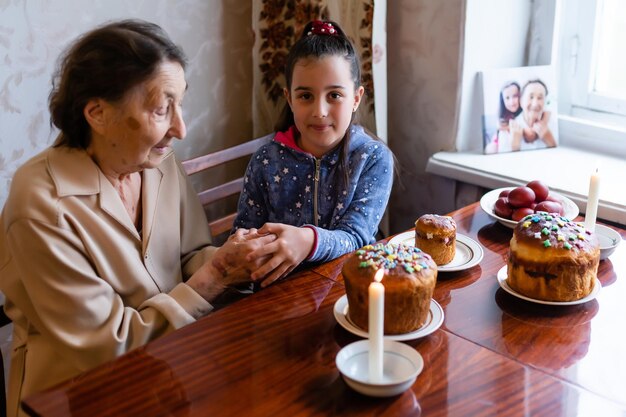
[{"left": 251, "top": 0, "right": 387, "bottom": 142}]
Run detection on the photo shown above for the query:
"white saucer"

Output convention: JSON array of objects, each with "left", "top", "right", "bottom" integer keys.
[
  {"left": 388, "top": 232, "right": 484, "bottom": 272},
  {"left": 333, "top": 295, "right": 444, "bottom": 341},
  {"left": 336, "top": 339, "right": 423, "bottom": 397},
  {"left": 496, "top": 265, "right": 601, "bottom": 305}
]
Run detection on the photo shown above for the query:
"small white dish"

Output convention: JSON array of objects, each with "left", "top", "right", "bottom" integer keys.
[
  {"left": 333, "top": 295, "right": 444, "bottom": 341},
  {"left": 496, "top": 265, "right": 601, "bottom": 305},
  {"left": 388, "top": 232, "right": 484, "bottom": 272},
  {"left": 594, "top": 224, "right": 621, "bottom": 260},
  {"left": 480, "top": 187, "right": 579, "bottom": 229},
  {"left": 336, "top": 339, "right": 423, "bottom": 397}
]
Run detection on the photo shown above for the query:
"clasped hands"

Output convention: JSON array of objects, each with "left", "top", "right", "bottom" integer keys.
[
  {"left": 509, "top": 111, "right": 551, "bottom": 147},
  {"left": 188, "top": 224, "right": 314, "bottom": 301},
  {"left": 213, "top": 223, "right": 314, "bottom": 286}
]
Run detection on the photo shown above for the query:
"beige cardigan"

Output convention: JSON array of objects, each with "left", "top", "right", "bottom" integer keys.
[{"left": 0, "top": 146, "right": 217, "bottom": 417}]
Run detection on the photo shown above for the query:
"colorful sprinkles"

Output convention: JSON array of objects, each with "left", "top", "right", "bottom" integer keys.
[
  {"left": 518, "top": 211, "right": 596, "bottom": 251},
  {"left": 355, "top": 243, "right": 432, "bottom": 273}
]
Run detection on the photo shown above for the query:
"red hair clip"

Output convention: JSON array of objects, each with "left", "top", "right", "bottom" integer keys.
[{"left": 307, "top": 20, "right": 337, "bottom": 36}]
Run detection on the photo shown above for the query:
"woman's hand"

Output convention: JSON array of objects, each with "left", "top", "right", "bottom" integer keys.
[
  {"left": 246, "top": 223, "right": 315, "bottom": 288},
  {"left": 521, "top": 110, "right": 542, "bottom": 143},
  {"left": 530, "top": 111, "right": 552, "bottom": 141},
  {"left": 532, "top": 120, "right": 549, "bottom": 139},
  {"left": 186, "top": 228, "right": 276, "bottom": 301},
  {"left": 212, "top": 228, "right": 277, "bottom": 285},
  {"left": 522, "top": 127, "right": 538, "bottom": 143},
  {"left": 529, "top": 111, "right": 556, "bottom": 147}
]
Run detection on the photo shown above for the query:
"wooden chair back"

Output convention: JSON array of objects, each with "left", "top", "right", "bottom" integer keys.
[{"left": 182, "top": 135, "right": 272, "bottom": 241}]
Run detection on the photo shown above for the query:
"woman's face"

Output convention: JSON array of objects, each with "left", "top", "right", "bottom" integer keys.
[
  {"left": 96, "top": 60, "right": 187, "bottom": 172},
  {"left": 521, "top": 82, "right": 546, "bottom": 121},
  {"left": 502, "top": 84, "right": 520, "bottom": 113},
  {"left": 285, "top": 55, "right": 364, "bottom": 158}
]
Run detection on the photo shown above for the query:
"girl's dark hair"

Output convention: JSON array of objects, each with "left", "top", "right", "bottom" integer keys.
[
  {"left": 276, "top": 20, "right": 362, "bottom": 188},
  {"left": 498, "top": 81, "right": 522, "bottom": 122},
  {"left": 49, "top": 19, "right": 187, "bottom": 149}
]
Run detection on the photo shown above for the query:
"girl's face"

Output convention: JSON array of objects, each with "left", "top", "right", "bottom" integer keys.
[
  {"left": 285, "top": 55, "right": 364, "bottom": 158},
  {"left": 91, "top": 60, "right": 187, "bottom": 173},
  {"left": 502, "top": 84, "right": 520, "bottom": 113}
]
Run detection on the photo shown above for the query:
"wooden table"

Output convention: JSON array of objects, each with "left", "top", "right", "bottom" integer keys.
[{"left": 22, "top": 203, "right": 626, "bottom": 416}]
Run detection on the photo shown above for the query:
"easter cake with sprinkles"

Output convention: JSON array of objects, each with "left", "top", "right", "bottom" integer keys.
[
  {"left": 507, "top": 211, "right": 600, "bottom": 302},
  {"left": 342, "top": 243, "right": 437, "bottom": 335},
  {"left": 414, "top": 214, "right": 457, "bottom": 265}
]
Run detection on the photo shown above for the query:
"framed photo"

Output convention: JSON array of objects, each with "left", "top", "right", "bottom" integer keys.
[{"left": 481, "top": 65, "right": 559, "bottom": 154}]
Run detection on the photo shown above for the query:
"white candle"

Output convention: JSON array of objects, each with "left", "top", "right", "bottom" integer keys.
[
  {"left": 368, "top": 269, "right": 385, "bottom": 383},
  {"left": 584, "top": 169, "right": 600, "bottom": 231}
]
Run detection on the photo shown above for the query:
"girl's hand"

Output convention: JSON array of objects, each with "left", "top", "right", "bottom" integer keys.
[{"left": 246, "top": 223, "right": 315, "bottom": 288}]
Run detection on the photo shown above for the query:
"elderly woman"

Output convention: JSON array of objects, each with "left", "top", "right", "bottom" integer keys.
[
  {"left": 0, "top": 20, "right": 272, "bottom": 416},
  {"left": 510, "top": 79, "right": 557, "bottom": 151}
]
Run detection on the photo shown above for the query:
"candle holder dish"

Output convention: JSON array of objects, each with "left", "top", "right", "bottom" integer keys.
[
  {"left": 335, "top": 339, "right": 423, "bottom": 397},
  {"left": 595, "top": 224, "right": 621, "bottom": 260}
]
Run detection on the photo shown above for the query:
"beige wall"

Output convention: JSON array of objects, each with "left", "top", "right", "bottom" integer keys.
[{"left": 0, "top": 1, "right": 254, "bottom": 208}]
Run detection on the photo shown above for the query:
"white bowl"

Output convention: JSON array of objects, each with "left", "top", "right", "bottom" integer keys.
[
  {"left": 336, "top": 340, "right": 423, "bottom": 397},
  {"left": 480, "top": 187, "right": 579, "bottom": 229},
  {"left": 594, "top": 224, "right": 621, "bottom": 260}
]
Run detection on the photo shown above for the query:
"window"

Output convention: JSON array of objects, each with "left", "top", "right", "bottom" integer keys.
[{"left": 559, "top": 0, "right": 626, "bottom": 127}]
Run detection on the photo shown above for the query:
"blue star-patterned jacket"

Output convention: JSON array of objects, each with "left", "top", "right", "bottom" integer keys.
[{"left": 233, "top": 124, "right": 394, "bottom": 263}]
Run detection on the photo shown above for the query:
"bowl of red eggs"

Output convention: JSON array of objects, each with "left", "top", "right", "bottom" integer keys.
[{"left": 480, "top": 180, "right": 580, "bottom": 229}]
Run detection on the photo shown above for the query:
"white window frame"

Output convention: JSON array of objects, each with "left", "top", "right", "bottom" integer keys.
[
  {"left": 427, "top": 0, "right": 626, "bottom": 226},
  {"left": 558, "top": 0, "right": 626, "bottom": 129}
]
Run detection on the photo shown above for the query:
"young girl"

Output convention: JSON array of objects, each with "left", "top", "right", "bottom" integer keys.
[
  {"left": 485, "top": 81, "right": 522, "bottom": 154},
  {"left": 233, "top": 20, "right": 394, "bottom": 286},
  {"left": 498, "top": 81, "right": 522, "bottom": 127}
]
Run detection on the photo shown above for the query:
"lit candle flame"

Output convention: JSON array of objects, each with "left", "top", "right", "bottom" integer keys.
[{"left": 374, "top": 268, "right": 384, "bottom": 283}]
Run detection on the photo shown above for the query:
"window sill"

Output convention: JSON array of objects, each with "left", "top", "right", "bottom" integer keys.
[{"left": 426, "top": 146, "right": 626, "bottom": 226}]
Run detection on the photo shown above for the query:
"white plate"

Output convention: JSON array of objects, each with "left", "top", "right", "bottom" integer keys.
[
  {"left": 388, "top": 231, "right": 484, "bottom": 272},
  {"left": 333, "top": 295, "right": 444, "bottom": 341},
  {"left": 496, "top": 265, "right": 601, "bottom": 305},
  {"left": 480, "top": 187, "right": 579, "bottom": 229}
]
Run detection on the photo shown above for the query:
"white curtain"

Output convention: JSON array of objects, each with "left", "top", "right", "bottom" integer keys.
[{"left": 526, "top": 0, "right": 557, "bottom": 66}]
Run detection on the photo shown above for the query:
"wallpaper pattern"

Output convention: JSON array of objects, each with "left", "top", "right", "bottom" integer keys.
[{"left": 0, "top": 0, "right": 255, "bottom": 208}]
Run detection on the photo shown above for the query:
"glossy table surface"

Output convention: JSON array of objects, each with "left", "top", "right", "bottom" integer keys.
[{"left": 23, "top": 203, "right": 626, "bottom": 416}]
